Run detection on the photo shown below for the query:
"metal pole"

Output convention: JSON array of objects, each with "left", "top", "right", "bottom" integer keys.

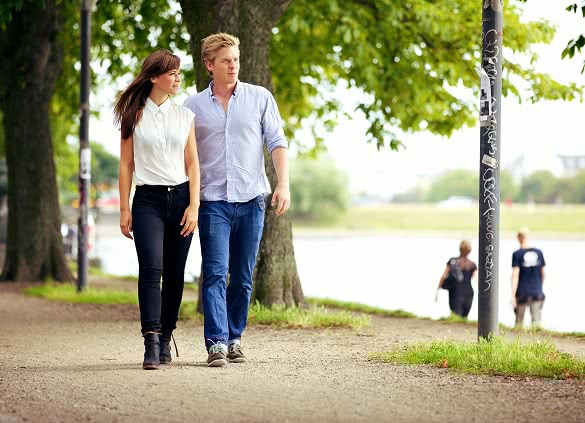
[
  {"left": 78, "top": 0, "right": 92, "bottom": 292},
  {"left": 478, "top": 0, "right": 503, "bottom": 339}
]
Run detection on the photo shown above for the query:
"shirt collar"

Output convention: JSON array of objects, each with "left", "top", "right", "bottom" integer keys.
[
  {"left": 145, "top": 97, "right": 172, "bottom": 115},
  {"left": 208, "top": 80, "right": 241, "bottom": 99}
]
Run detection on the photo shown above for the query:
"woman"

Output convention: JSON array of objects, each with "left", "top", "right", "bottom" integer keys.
[
  {"left": 436, "top": 240, "right": 477, "bottom": 318},
  {"left": 114, "top": 49, "right": 200, "bottom": 370}
]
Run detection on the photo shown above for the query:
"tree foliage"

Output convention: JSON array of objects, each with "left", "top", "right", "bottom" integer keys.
[
  {"left": 519, "top": 0, "right": 585, "bottom": 73},
  {"left": 289, "top": 158, "right": 348, "bottom": 222},
  {"left": 562, "top": 2, "right": 585, "bottom": 73},
  {"left": 392, "top": 168, "right": 585, "bottom": 204},
  {"left": 271, "top": 0, "right": 581, "bottom": 152}
]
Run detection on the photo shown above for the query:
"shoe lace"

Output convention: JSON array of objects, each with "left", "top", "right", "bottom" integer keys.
[
  {"left": 208, "top": 341, "right": 226, "bottom": 354},
  {"left": 171, "top": 334, "right": 179, "bottom": 357},
  {"left": 229, "top": 344, "right": 242, "bottom": 355}
]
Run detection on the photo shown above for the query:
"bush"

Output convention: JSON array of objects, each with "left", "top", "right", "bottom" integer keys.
[{"left": 290, "top": 158, "right": 348, "bottom": 222}]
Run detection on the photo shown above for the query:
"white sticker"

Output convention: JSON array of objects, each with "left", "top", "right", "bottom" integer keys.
[
  {"left": 80, "top": 148, "right": 91, "bottom": 180},
  {"left": 482, "top": 154, "right": 498, "bottom": 168},
  {"left": 479, "top": 67, "right": 492, "bottom": 126}
]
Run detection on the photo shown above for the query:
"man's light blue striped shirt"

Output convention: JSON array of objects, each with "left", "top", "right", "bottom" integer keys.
[{"left": 184, "top": 81, "right": 288, "bottom": 203}]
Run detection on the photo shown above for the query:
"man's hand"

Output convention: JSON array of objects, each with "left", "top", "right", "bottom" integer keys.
[
  {"left": 511, "top": 296, "right": 517, "bottom": 308},
  {"left": 180, "top": 205, "right": 199, "bottom": 237},
  {"left": 120, "top": 209, "right": 133, "bottom": 240},
  {"left": 271, "top": 184, "right": 290, "bottom": 216}
]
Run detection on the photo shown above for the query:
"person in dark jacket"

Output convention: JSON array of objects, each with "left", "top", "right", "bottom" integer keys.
[{"left": 436, "top": 240, "right": 477, "bottom": 318}]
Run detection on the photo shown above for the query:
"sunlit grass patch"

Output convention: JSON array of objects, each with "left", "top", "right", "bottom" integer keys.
[
  {"left": 306, "top": 297, "right": 418, "bottom": 319},
  {"left": 437, "top": 313, "right": 476, "bottom": 325},
  {"left": 370, "top": 337, "right": 585, "bottom": 379},
  {"left": 178, "top": 300, "right": 203, "bottom": 322},
  {"left": 68, "top": 260, "right": 136, "bottom": 281},
  {"left": 24, "top": 282, "right": 137, "bottom": 305},
  {"left": 501, "top": 325, "right": 585, "bottom": 339},
  {"left": 247, "top": 302, "right": 370, "bottom": 329}
]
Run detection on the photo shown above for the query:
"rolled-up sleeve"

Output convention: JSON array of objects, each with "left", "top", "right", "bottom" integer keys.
[{"left": 262, "top": 92, "right": 288, "bottom": 153}]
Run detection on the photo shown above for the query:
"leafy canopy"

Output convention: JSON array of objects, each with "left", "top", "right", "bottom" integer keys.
[{"left": 271, "top": 0, "right": 582, "bottom": 151}]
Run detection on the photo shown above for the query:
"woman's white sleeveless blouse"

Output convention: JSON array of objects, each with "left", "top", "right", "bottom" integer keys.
[{"left": 133, "top": 97, "right": 195, "bottom": 186}]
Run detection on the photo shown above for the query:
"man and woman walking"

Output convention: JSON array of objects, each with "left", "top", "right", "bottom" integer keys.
[
  {"left": 436, "top": 231, "right": 547, "bottom": 327},
  {"left": 116, "top": 33, "right": 290, "bottom": 369}
]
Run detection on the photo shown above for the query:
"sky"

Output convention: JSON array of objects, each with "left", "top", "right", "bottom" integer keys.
[{"left": 90, "top": 0, "right": 585, "bottom": 198}]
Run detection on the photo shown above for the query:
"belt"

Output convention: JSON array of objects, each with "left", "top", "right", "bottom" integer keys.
[{"left": 136, "top": 181, "right": 188, "bottom": 192}]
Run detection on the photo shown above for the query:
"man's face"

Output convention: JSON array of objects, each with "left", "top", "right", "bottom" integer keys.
[{"left": 207, "top": 46, "right": 240, "bottom": 84}]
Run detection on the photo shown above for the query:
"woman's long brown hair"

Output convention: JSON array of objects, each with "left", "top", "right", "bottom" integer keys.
[{"left": 113, "top": 49, "right": 180, "bottom": 139}]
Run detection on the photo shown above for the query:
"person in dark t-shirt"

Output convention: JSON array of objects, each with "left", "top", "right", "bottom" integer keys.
[
  {"left": 436, "top": 240, "right": 477, "bottom": 318},
  {"left": 511, "top": 228, "right": 546, "bottom": 327}
]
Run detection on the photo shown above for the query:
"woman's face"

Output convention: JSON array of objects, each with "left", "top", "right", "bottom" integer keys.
[{"left": 152, "top": 68, "right": 181, "bottom": 95}]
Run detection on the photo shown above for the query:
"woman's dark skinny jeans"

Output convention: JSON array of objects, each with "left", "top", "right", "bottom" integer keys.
[{"left": 131, "top": 181, "right": 193, "bottom": 335}]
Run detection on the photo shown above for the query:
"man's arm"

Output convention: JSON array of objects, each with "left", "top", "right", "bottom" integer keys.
[
  {"left": 261, "top": 90, "right": 290, "bottom": 216},
  {"left": 541, "top": 266, "right": 546, "bottom": 286},
  {"left": 270, "top": 147, "right": 290, "bottom": 216}
]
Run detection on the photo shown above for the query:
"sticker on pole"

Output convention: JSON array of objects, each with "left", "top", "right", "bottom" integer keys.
[
  {"left": 482, "top": 154, "right": 498, "bottom": 168},
  {"left": 479, "top": 68, "right": 493, "bottom": 126},
  {"left": 80, "top": 148, "right": 91, "bottom": 180}
]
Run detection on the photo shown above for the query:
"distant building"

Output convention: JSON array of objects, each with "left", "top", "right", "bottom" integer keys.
[{"left": 558, "top": 155, "right": 585, "bottom": 177}]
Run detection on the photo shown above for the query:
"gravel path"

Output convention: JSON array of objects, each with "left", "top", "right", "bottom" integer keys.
[{"left": 0, "top": 282, "right": 583, "bottom": 423}]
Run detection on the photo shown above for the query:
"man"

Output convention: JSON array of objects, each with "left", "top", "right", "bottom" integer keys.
[
  {"left": 511, "top": 228, "right": 546, "bottom": 328},
  {"left": 184, "top": 33, "right": 290, "bottom": 367}
]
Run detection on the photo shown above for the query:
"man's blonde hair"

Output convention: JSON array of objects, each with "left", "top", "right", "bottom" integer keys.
[{"left": 201, "top": 33, "right": 240, "bottom": 75}]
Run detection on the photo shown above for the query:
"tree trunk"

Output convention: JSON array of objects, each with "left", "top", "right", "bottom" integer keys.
[
  {"left": 0, "top": 0, "right": 72, "bottom": 282},
  {"left": 180, "top": 0, "right": 304, "bottom": 307}
]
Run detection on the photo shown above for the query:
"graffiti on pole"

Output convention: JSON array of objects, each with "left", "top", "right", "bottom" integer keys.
[{"left": 480, "top": 11, "right": 502, "bottom": 295}]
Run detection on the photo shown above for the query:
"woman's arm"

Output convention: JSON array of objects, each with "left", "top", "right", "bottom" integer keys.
[
  {"left": 119, "top": 135, "right": 134, "bottom": 239},
  {"left": 435, "top": 265, "right": 450, "bottom": 302},
  {"left": 180, "top": 123, "right": 200, "bottom": 237},
  {"left": 438, "top": 265, "right": 450, "bottom": 289}
]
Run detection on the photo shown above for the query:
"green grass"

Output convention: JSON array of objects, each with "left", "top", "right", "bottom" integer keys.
[
  {"left": 246, "top": 302, "right": 370, "bottom": 329},
  {"left": 178, "top": 301, "right": 203, "bottom": 322},
  {"left": 437, "top": 313, "right": 476, "bottom": 324},
  {"left": 370, "top": 337, "right": 585, "bottom": 379},
  {"left": 180, "top": 301, "right": 371, "bottom": 329},
  {"left": 501, "top": 325, "right": 585, "bottom": 339},
  {"left": 309, "top": 299, "right": 585, "bottom": 339},
  {"left": 68, "top": 260, "right": 136, "bottom": 281},
  {"left": 25, "top": 284, "right": 368, "bottom": 329},
  {"left": 294, "top": 204, "right": 585, "bottom": 234},
  {"left": 306, "top": 297, "right": 418, "bottom": 319},
  {"left": 24, "top": 282, "right": 137, "bottom": 305}
]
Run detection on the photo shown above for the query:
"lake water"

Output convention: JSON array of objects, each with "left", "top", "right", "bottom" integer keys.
[{"left": 94, "top": 228, "right": 584, "bottom": 333}]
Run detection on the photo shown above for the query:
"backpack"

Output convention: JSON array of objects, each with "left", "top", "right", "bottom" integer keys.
[{"left": 441, "top": 257, "right": 465, "bottom": 290}]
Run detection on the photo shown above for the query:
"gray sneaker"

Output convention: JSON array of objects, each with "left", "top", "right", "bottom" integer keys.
[
  {"left": 207, "top": 344, "right": 227, "bottom": 367},
  {"left": 227, "top": 343, "right": 247, "bottom": 363}
]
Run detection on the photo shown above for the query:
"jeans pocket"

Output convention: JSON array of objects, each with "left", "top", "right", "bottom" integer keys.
[
  {"left": 176, "top": 188, "right": 190, "bottom": 205},
  {"left": 256, "top": 196, "right": 266, "bottom": 211}
]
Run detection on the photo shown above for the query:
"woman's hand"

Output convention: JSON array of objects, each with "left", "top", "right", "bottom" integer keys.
[
  {"left": 120, "top": 209, "right": 133, "bottom": 239},
  {"left": 180, "top": 205, "right": 198, "bottom": 237}
]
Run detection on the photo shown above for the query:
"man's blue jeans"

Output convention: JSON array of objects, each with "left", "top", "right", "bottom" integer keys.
[{"left": 198, "top": 196, "right": 265, "bottom": 350}]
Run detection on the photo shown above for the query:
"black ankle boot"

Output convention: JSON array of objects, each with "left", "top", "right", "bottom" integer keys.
[
  {"left": 160, "top": 333, "right": 179, "bottom": 365},
  {"left": 143, "top": 332, "right": 160, "bottom": 370}
]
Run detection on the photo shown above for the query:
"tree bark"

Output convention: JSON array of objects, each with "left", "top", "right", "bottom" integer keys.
[
  {"left": 180, "top": 0, "right": 303, "bottom": 307},
  {"left": 0, "top": 0, "right": 72, "bottom": 282}
]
